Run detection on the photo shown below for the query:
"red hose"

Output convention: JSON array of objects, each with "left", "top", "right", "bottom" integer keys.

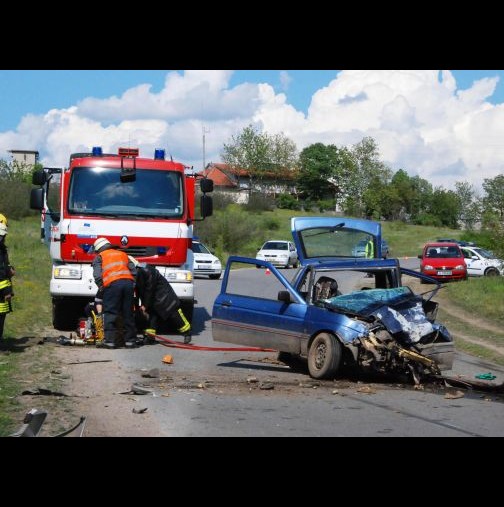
[{"left": 149, "top": 333, "right": 277, "bottom": 353}]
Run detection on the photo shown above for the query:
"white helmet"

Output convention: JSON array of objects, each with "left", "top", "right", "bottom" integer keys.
[
  {"left": 0, "top": 223, "right": 7, "bottom": 236},
  {"left": 93, "top": 237, "right": 111, "bottom": 253}
]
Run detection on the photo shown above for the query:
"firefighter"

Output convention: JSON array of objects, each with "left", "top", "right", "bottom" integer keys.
[
  {"left": 0, "top": 222, "right": 15, "bottom": 340},
  {"left": 365, "top": 236, "right": 374, "bottom": 258},
  {"left": 0, "top": 214, "right": 7, "bottom": 226},
  {"left": 130, "top": 257, "right": 192, "bottom": 344},
  {"left": 91, "top": 237, "right": 137, "bottom": 348}
]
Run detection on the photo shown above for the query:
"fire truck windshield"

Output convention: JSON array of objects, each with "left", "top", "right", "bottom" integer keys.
[{"left": 68, "top": 167, "right": 184, "bottom": 218}]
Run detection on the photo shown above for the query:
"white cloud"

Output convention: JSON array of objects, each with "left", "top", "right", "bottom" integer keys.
[{"left": 1, "top": 70, "right": 504, "bottom": 191}]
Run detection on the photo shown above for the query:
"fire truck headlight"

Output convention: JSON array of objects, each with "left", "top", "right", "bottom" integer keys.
[
  {"left": 165, "top": 270, "right": 193, "bottom": 282},
  {"left": 54, "top": 267, "right": 82, "bottom": 279}
]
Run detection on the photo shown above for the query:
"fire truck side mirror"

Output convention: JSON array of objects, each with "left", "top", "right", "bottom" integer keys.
[
  {"left": 32, "top": 170, "right": 47, "bottom": 186},
  {"left": 30, "top": 188, "right": 44, "bottom": 210},
  {"left": 200, "top": 194, "right": 213, "bottom": 218},
  {"left": 200, "top": 178, "right": 214, "bottom": 193}
]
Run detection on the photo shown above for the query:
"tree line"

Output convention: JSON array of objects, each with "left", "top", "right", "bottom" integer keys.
[{"left": 222, "top": 124, "right": 504, "bottom": 247}]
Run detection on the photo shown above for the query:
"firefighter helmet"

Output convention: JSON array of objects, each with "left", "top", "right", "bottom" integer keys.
[
  {"left": 0, "top": 223, "right": 7, "bottom": 236},
  {"left": 0, "top": 214, "right": 7, "bottom": 226},
  {"left": 93, "top": 237, "right": 111, "bottom": 253}
]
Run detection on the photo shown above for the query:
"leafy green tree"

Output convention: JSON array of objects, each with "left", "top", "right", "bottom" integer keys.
[
  {"left": 297, "top": 143, "right": 347, "bottom": 202},
  {"left": 221, "top": 124, "right": 298, "bottom": 197},
  {"left": 429, "top": 188, "right": 461, "bottom": 228},
  {"left": 482, "top": 174, "right": 504, "bottom": 220},
  {"left": 454, "top": 180, "right": 481, "bottom": 230},
  {"left": 343, "top": 137, "right": 392, "bottom": 217}
]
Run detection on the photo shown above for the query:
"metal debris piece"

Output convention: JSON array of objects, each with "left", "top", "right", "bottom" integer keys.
[
  {"left": 444, "top": 389, "right": 465, "bottom": 400},
  {"left": 67, "top": 359, "right": 112, "bottom": 365},
  {"left": 9, "top": 409, "right": 86, "bottom": 437},
  {"left": 246, "top": 376, "right": 259, "bottom": 383},
  {"left": 141, "top": 368, "right": 160, "bottom": 378},
  {"left": 259, "top": 382, "right": 274, "bottom": 390},
  {"left": 21, "top": 388, "right": 68, "bottom": 397},
  {"left": 132, "top": 407, "right": 148, "bottom": 414}
]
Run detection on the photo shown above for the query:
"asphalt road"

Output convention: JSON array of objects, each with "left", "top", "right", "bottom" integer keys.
[{"left": 111, "top": 261, "right": 504, "bottom": 437}]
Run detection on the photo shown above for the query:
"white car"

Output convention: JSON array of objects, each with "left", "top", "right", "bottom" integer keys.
[
  {"left": 256, "top": 240, "right": 298, "bottom": 268},
  {"left": 460, "top": 246, "right": 504, "bottom": 277},
  {"left": 191, "top": 241, "right": 222, "bottom": 279}
]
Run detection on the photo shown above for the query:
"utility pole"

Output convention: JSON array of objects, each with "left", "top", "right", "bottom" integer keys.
[{"left": 202, "top": 126, "right": 210, "bottom": 171}]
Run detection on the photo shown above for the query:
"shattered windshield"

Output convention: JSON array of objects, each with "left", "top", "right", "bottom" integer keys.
[
  {"left": 320, "top": 286, "right": 414, "bottom": 316},
  {"left": 68, "top": 167, "right": 183, "bottom": 218}
]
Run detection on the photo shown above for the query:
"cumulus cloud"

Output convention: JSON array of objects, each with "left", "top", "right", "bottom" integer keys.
[{"left": 1, "top": 69, "right": 503, "bottom": 190}]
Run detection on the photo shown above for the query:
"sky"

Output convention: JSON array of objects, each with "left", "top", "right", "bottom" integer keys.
[{"left": 1, "top": 69, "right": 504, "bottom": 191}]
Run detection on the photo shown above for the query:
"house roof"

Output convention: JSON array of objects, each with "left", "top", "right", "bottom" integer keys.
[{"left": 197, "top": 162, "right": 298, "bottom": 188}]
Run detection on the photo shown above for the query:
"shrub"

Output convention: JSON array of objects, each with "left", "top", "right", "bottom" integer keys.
[
  {"left": 0, "top": 179, "right": 38, "bottom": 220},
  {"left": 243, "top": 193, "right": 275, "bottom": 212},
  {"left": 413, "top": 213, "right": 442, "bottom": 227},
  {"left": 277, "top": 193, "right": 300, "bottom": 210}
]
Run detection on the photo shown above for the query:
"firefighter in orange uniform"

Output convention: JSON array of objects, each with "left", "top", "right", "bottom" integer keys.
[{"left": 91, "top": 237, "right": 137, "bottom": 348}]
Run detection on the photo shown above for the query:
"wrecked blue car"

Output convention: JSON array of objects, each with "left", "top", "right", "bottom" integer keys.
[{"left": 212, "top": 217, "right": 454, "bottom": 382}]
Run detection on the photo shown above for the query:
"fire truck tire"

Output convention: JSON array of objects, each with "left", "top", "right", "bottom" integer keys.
[
  {"left": 180, "top": 301, "right": 194, "bottom": 324},
  {"left": 52, "top": 299, "right": 79, "bottom": 331}
]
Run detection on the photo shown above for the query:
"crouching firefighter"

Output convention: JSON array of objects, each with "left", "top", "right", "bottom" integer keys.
[
  {"left": 130, "top": 257, "right": 192, "bottom": 344},
  {"left": 0, "top": 222, "right": 15, "bottom": 340}
]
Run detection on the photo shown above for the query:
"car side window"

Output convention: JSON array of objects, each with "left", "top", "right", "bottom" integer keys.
[{"left": 225, "top": 261, "right": 288, "bottom": 300}]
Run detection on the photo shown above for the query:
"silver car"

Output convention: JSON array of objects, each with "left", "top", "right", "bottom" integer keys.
[{"left": 256, "top": 240, "right": 298, "bottom": 268}]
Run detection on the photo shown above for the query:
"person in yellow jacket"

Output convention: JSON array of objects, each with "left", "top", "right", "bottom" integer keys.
[
  {"left": 91, "top": 237, "right": 137, "bottom": 348},
  {"left": 365, "top": 236, "right": 374, "bottom": 259},
  {"left": 0, "top": 222, "right": 15, "bottom": 341}
]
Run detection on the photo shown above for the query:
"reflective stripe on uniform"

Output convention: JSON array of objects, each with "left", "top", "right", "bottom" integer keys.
[
  {"left": 177, "top": 308, "right": 191, "bottom": 333},
  {"left": 0, "top": 301, "right": 11, "bottom": 313},
  {"left": 0, "top": 280, "right": 12, "bottom": 290},
  {"left": 100, "top": 250, "right": 134, "bottom": 287}
]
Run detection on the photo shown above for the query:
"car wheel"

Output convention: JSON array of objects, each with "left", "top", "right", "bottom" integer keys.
[
  {"left": 307, "top": 332, "right": 341, "bottom": 379},
  {"left": 293, "top": 259, "right": 299, "bottom": 268},
  {"left": 485, "top": 268, "right": 499, "bottom": 277}
]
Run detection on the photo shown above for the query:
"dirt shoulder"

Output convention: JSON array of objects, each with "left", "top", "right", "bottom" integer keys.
[{"left": 4, "top": 328, "right": 163, "bottom": 437}]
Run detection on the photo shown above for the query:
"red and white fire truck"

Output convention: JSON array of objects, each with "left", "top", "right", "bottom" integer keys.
[{"left": 30, "top": 147, "right": 213, "bottom": 330}]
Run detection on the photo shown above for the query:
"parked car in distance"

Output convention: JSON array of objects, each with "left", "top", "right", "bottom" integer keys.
[
  {"left": 418, "top": 242, "right": 467, "bottom": 282},
  {"left": 213, "top": 217, "right": 453, "bottom": 381},
  {"left": 460, "top": 246, "right": 504, "bottom": 277},
  {"left": 437, "top": 238, "right": 475, "bottom": 247},
  {"left": 256, "top": 240, "right": 298, "bottom": 268},
  {"left": 191, "top": 240, "right": 222, "bottom": 279}
]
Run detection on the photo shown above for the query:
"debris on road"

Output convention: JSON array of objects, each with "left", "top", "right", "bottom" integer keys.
[
  {"left": 132, "top": 407, "right": 148, "bottom": 414},
  {"left": 141, "top": 368, "right": 160, "bottom": 378},
  {"left": 162, "top": 354, "right": 174, "bottom": 364}
]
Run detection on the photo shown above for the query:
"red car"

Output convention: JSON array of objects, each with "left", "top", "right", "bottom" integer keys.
[{"left": 418, "top": 242, "right": 467, "bottom": 282}]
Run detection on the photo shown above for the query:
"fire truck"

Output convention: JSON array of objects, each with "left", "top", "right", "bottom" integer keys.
[{"left": 30, "top": 147, "right": 213, "bottom": 331}]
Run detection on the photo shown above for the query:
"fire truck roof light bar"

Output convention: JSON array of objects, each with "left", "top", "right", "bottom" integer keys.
[
  {"left": 92, "top": 146, "right": 103, "bottom": 156},
  {"left": 118, "top": 147, "right": 139, "bottom": 157},
  {"left": 154, "top": 149, "right": 165, "bottom": 160}
]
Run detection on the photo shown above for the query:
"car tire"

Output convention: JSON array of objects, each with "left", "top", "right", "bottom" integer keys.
[
  {"left": 308, "top": 332, "right": 341, "bottom": 379},
  {"left": 293, "top": 259, "right": 299, "bottom": 268},
  {"left": 485, "top": 268, "right": 499, "bottom": 277}
]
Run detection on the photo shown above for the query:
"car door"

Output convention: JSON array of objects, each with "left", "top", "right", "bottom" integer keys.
[
  {"left": 461, "top": 247, "right": 483, "bottom": 276},
  {"left": 212, "top": 257, "right": 308, "bottom": 353}
]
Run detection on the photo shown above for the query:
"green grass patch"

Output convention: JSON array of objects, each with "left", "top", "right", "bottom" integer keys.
[
  {"left": 454, "top": 338, "right": 504, "bottom": 367},
  {"left": 443, "top": 277, "right": 504, "bottom": 324},
  {"left": 0, "top": 354, "right": 20, "bottom": 435}
]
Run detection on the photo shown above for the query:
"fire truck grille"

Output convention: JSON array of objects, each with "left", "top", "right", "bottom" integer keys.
[{"left": 120, "top": 246, "right": 160, "bottom": 257}]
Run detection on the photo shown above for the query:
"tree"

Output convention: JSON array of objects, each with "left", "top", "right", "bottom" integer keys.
[
  {"left": 429, "top": 188, "right": 461, "bottom": 228},
  {"left": 221, "top": 124, "right": 298, "bottom": 197},
  {"left": 454, "top": 181, "right": 481, "bottom": 230},
  {"left": 297, "top": 143, "right": 347, "bottom": 201},
  {"left": 482, "top": 174, "right": 504, "bottom": 221},
  {"left": 343, "top": 137, "right": 392, "bottom": 218}
]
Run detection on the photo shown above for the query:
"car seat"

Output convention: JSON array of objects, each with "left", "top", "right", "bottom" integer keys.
[{"left": 313, "top": 276, "right": 341, "bottom": 301}]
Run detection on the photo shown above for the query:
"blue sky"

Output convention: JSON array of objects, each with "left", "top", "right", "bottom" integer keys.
[
  {"left": 2, "top": 70, "right": 502, "bottom": 131},
  {"left": 1, "top": 70, "right": 504, "bottom": 190}
]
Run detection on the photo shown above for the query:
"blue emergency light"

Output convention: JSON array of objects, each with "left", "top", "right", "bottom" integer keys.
[
  {"left": 92, "top": 146, "right": 103, "bottom": 156},
  {"left": 154, "top": 149, "right": 166, "bottom": 160}
]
